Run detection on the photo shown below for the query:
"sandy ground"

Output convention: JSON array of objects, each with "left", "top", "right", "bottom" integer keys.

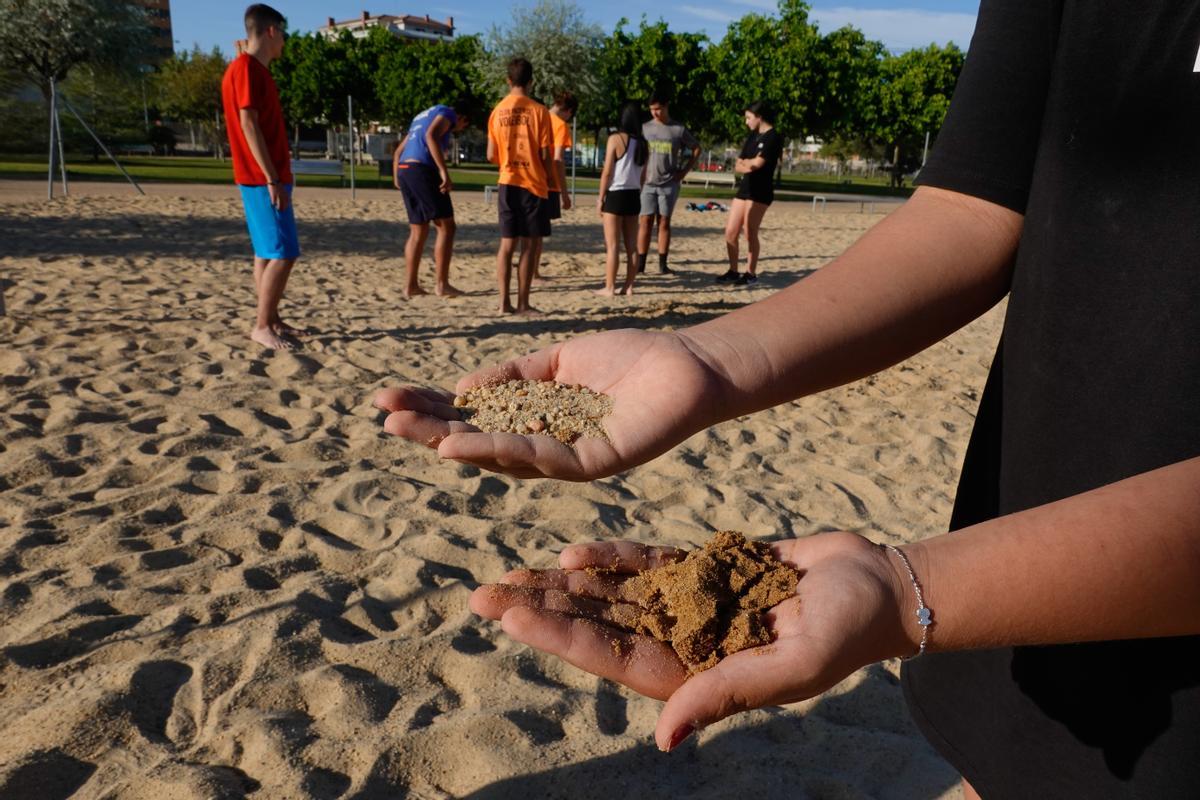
[{"left": 0, "top": 180, "right": 1001, "bottom": 799}]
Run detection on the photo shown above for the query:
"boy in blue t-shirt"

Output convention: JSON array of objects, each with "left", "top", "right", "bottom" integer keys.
[{"left": 392, "top": 102, "right": 471, "bottom": 298}]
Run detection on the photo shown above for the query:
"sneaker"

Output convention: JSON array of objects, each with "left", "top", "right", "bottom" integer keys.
[
  {"left": 715, "top": 270, "right": 739, "bottom": 283},
  {"left": 734, "top": 272, "right": 758, "bottom": 286}
]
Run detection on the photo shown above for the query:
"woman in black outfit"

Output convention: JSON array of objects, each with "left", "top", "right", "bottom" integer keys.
[{"left": 718, "top": 100, "right": 784, "bottom": 286}]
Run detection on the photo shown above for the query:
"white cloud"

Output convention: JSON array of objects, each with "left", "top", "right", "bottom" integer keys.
[
  {"left": 678, "top": 5, "right": 736, "bottom": 23},
  {"left": 810, "top": 6, "right": 978, "bottom": 51}
]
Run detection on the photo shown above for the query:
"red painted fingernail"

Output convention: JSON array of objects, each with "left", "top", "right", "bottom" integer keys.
[{"left": 665, "top": 725, "right": 694, "bottom": 752}]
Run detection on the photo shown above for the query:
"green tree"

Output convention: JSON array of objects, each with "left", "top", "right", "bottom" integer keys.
[
  {"left": 376, "top": 35, "right": 489, "bottom": 130},
  {"left": 594, "top": 19, "right": 712, "bottom": 134},
  {"left": 707, "top": 0, "right": 824, "bottom": 141},
  {"left": 271, "top": 32, "right": 330, "bottom": 134},
  {"left": 481, "top": 0, "right": 603, "bottom": 108},
  {"left": 0, "top": 0, "right": 152, "bottom": 101},
  {"left": 156, "top": 46, "right": 227, "bottom": 154},
  {"left": 867, "top": 43, "right": 964, "bottom": 171},
  {"left": 813, "top": 25, "right": 885, "bottom": 139}
]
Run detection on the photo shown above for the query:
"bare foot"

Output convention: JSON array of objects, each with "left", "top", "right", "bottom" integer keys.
[
  {"left": 251, "top": 326, "right": 297, "bottom": 350},
  {"left": 435, "top": 284, "right": 464, "bottom": 298},
  {"left": 405, "top": 285, "right": 428, "bottom": 299},
  {"left": 621, "top": 283, "right": 636, "bottom": 296},
  {"left": 593, "top": 287, "right": 616, "bottom": 297},
  {"left": 499, "top": 302, "right": 516, "bottom": 314},
  {"left": 515, "top": 305, "right": 542, "bottom": 316}
]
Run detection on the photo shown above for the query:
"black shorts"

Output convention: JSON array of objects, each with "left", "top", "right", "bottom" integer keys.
[
  {"left": 498, "top": 184, "right": 550, "bottom": 238},
  {"left": 735, "top": 181, "right": 774, "bottom": 206},
  {"left": 397, "top": 162, "right": 453, "bottom": 224},
  {"left": 601, "top": 189, "right": 640, "bottom": 216},
  {"left": 546, "top": 191, "right": 562, "bottom": 221}
]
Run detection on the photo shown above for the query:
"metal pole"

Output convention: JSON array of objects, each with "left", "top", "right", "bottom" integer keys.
[
  {"left": 55, "top": 94, "right": 69, "bottom": 196},
  {"left": 48, "top": 79, "right": 57, "bottom": 200},
  {"left": 57, "top": 91, "right": 145, "bottom": 195},
  {"left": 922, "top": 130, "right": 930, "bottom": 166},
  {"left": 570, "top": 116, "right": 577, "bottom": 206},
  {"left": 348, "top": 95, "right": 355, "bottom": 201},
  {"left": 142, "top": 78, "right": 150, "bottom": 133}
]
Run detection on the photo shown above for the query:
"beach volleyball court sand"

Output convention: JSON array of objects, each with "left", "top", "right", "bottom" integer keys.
[{"left": 0, "top": 182, "right": 997, "bottom": 798}]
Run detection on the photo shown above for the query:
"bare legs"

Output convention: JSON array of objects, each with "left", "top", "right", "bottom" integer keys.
[
  {"left": 596, "top": 213, "right": 638, "bottom": 296},
  {"left": 636, "top": 212, "right": 673, "bottom": 270},
  {"left": 497, "top": 235, "right": 539, "bottom": 314},
  {"left": 405, "top": 217, "right": 462, "bottom": 298},
  {"left": 723, "top": 198, "right": 770, "bottom": 276},
  {"left": 251, "top": 256, "right": 298, "bottom": 350}
]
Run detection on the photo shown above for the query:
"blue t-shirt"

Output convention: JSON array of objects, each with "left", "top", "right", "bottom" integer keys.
[{"left": 399, "top": 105, "right": 457, "bottom": 167}]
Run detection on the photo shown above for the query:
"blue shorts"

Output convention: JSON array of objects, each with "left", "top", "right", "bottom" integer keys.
[{"left": 239, "top": 184, "right": 301, "bottom": 260}]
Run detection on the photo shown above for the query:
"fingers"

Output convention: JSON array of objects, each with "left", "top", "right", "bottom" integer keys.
[
  {"left": 500, "top": 568, "right": 637, "bottom": 602},
  {"left": 437, "top": 430, "right": 587, "bottom": 480},
  {"left": 455, "top": 344, "right": 562, "bottom": 394},
  {"left": 559, "top": 540, "right": 687, "bottom": 572},
  {"left": 654, "top": 644, "right": 803, "bottom": 752},
  {"left": 382, "top": 410, "right": 480, "bottom": 449},
  {"left": 470, "top": 584, "right": 644, "bottom": 630},
  {"left": 374, "top": 386, "right": 458, "bottom": 418},
  {"left": 499, "top": 606, "right": 688, "bottom": 701}
]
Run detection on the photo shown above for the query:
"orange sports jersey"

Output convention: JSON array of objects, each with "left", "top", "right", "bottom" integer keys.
[
  {"left": 548, "top": 112, "right": 572, "bottom": 192},
  {"left": 487, "top": 95, "right": 553, "bottom": 198}
]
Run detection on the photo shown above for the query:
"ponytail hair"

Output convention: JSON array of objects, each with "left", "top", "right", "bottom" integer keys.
[{"left": 618, "top": 102, "right": 646, "bottom": 167}]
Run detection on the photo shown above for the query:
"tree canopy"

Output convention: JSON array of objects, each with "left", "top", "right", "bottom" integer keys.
[
  {"left": 6, "top": 0, "right": 965, "bottom": 162},
  {"left": 0, "top": 0, "right": 152, "bottom": 99}
]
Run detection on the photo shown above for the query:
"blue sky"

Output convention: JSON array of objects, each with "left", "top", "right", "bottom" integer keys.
[{"left": 171, "top": 1, "right": 979, "bottom": 55}]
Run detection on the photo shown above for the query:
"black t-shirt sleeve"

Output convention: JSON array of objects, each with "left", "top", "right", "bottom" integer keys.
[
  {"left": 916, "top": 0, "right": 1063, "bottom": 213},
  {"left": 762, "top": 130, "right": 783, "bottom": 169}
]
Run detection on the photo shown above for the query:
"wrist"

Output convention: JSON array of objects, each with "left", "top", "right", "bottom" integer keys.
[
  {"left": 671, "top": 328, "right": 741, "bottom": 427},
  {"left": 881, "top": 542, "right": 933, "bottom": 658}
]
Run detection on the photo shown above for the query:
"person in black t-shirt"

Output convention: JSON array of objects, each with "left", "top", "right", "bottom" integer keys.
[
  {"left": 717, "top": 100, "right": 784, "bottom": 286},
  {"left": 377, "top": 3, "right": 1200, "bottom": 797}
]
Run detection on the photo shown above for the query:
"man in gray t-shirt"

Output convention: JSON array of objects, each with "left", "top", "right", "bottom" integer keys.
[{"left": 639, "top": 92, "right": 701, "bottom": 274}]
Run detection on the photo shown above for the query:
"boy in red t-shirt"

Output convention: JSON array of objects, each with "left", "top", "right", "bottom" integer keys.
[{"left": 221, "top": 3, "right": 301, "bottom": 350}]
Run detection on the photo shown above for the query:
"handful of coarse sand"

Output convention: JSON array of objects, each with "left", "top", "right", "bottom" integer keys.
[
  {"left": 612, "top": 531, "right": 798, "bottom": 674},
  {"left": 453, "top": 379, "right": 612, "bottom": 445}
]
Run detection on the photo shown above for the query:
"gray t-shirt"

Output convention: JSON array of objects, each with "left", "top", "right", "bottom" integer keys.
[{"left": 642, "top": 119, "right": 699, "bottom": 187}]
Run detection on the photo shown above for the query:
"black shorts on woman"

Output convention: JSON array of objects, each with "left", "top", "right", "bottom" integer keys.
[{"left": 601, "top": 189, "right": 640, "bottom": 216}]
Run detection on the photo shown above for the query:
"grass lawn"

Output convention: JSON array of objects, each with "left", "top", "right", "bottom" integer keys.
[{"left": 0, "top": 155, "right": 911, "bottom": 199}]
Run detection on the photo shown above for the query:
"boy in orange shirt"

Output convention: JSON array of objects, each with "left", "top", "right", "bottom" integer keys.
[
  {"left": 220, "top": 3, "right": 301, "bottom": 350},
  {"left": 533, "top": 91, "right": 578, "bottom": 282},
  {"left": 487, "top": 58, "right": 554, "bottom": 314}
]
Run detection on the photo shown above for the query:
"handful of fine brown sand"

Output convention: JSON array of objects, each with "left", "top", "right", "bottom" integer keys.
[
  {"left": 618, "top": 531, "right": 798, "bottom": 674},
  {"left": 453, "top": 380, "right": 612, "bottom": 444}
]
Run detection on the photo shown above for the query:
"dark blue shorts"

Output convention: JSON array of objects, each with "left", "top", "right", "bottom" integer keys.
[
  {"left": 397, "top": 162, "right": 453, "bottom": 224},
  {"left": 239, "top": 184, "right": 300, "bottom": 260},
  {"left": 498, "top": 184, "right": 550, "bottom": 239}
]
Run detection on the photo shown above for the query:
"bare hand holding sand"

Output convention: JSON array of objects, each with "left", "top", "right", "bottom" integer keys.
[
  {"left": 470, "top": 533, "right": 920, "bottom": 752},
  {"left": 374, "top": 329, "right": 727, "bottom": 480}
]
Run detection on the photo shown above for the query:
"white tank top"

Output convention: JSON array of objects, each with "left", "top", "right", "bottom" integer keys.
[{"left": 609, "top": 134, "right": 642, "bottom": 191}]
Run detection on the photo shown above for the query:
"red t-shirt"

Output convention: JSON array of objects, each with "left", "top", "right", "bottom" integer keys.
[{"left": 221, "top": 53, "right": 292, "bottom": 185}]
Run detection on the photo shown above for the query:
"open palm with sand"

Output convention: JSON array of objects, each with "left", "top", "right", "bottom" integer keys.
[{"left": 374, "top": 328, "right": 728, "bottom": 480}]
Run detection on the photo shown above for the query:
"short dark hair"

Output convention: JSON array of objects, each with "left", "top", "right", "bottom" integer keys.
[
  {"left": 648, "top": 89, "right": 670, "bottom": 107},
  {"left": 244, "top": 4, "right": 285, "bottom": 36},
  {"left": 744, "top": 99, "right": 776, "bottom": 124},
  {"left": 554, "top": 91, "right": 579, "bottom": 114},
  {"left": 507, "top": 57, "right": 533, "bottom": 88}
]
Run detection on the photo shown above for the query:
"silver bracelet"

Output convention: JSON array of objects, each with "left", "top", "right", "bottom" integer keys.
[{"left": 884, "top": 544, "right": 933, "bottom": 659}]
